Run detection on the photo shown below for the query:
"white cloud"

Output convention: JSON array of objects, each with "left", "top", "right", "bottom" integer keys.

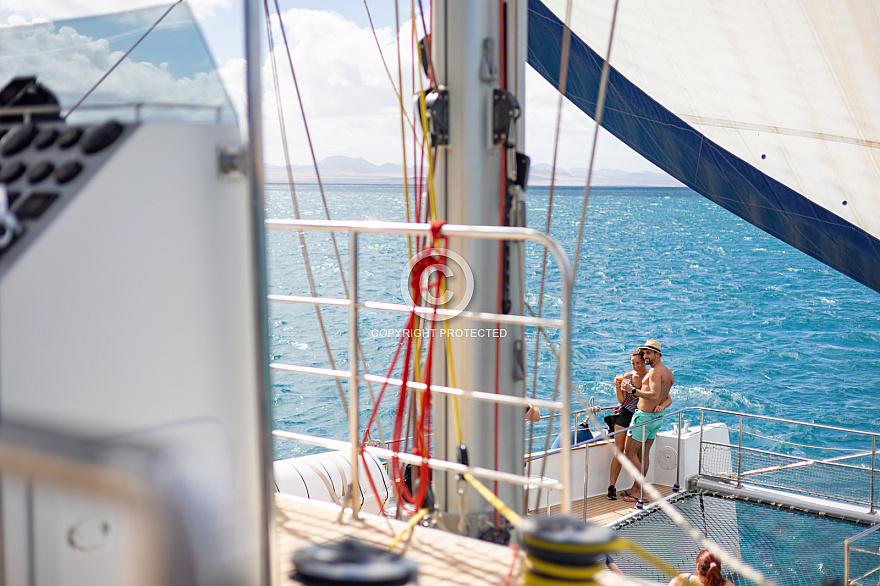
[
  {"left": 217, "top": 56, "right": 246, "bottom": 122},
  {"left": 256, "top": 7, "right": 420, "bottom": 167},
  {"left": 0, "top": 2, "right": 658, "bottom": 173},
  {"left": 0, "top": 18, "right": 230, "bottom": 121},
  {"left": 0, "top": 0, "right": 231, "bottom": 22},
  {"left": 244, "top": 6, "right": 656, "bottom": 171}
]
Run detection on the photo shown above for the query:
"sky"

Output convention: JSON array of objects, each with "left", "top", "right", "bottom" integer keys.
[{"left": 0, "top": 0, "right": 661, "bottom": 173}]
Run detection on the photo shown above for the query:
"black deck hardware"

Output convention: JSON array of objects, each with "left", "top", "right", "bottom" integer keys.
[{"left": 292, "top": 538, "right": 417, "bottom": 585}]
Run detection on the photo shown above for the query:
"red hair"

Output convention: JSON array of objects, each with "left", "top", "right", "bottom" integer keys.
[{"left": 695, "top": 550, "right": 724, "bottom": 586}]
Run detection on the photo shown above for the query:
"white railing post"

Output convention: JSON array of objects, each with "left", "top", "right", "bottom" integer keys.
[
  {"left": 737, "top": 414, "right": 743, "bottom": 488},
  {"left": 348, "top": 231, "right": 360, "bottom": 518},
  {"left": 871, "top": 435, "right": 876, "bottom": 514}
]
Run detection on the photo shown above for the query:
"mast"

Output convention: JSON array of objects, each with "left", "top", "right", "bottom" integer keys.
[{"left": 431, "top": 0, "right": 529, "bottom": 531}]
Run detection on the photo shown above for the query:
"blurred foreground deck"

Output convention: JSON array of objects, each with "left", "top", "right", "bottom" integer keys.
[
  {"left": 275, "top": 487, "right": 673, "bottom": 585},
  {"left": 275, "top": 494, "right": 522, "bottom": 585}
]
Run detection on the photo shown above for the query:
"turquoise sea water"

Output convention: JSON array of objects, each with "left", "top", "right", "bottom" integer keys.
[{"left": 266, "top": 184, "right": 880, "bottom": 459}]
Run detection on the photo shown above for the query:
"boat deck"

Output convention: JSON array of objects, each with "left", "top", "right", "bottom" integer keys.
[
  {"left": 276, "top": 486, "right": 674, "bottom": 585},
  {"left": 532, "top": 484, "right": 677, "bottom": 524},
  {"left": 275, "top": 494, "right": 523, "bottom": 585}
]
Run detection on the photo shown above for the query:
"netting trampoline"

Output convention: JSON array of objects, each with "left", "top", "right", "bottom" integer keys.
[{"left": 611, "top": 491, "right": 880, "bottom": 585}]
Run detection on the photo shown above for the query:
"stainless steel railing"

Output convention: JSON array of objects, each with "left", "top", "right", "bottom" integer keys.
[
  {"left": 524, "top": 405, "right": 880, "bottom": 520},
  {"left": 266, "top": 219, "right": 575, "bottom": 516},
  {"left": 845, "top": 523, "right": 880, "bottom": 585},
  {"left": 692, "top": 406, "right": 880, "bottom": 510}
]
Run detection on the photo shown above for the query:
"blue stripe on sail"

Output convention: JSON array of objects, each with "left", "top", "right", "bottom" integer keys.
[{"left": 527, "top": 0, "right": 880, "bottom": 294}]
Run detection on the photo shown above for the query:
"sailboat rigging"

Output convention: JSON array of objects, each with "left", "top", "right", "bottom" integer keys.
[{"left": 0, "top": 0, "right": 878, "bottom": 584}]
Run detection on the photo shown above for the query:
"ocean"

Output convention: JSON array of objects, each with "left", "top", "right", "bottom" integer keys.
[{"left": 265, "top": 183, "right": 880, "bottom": 460}]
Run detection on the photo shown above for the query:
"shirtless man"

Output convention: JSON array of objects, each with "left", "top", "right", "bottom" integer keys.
[{"left": 619, "top": 340, "right": 674, "bottom": 502}]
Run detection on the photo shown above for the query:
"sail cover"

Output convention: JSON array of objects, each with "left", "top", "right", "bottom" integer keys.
[{"left": 528, "top": 0, "right": 880, "bottom": 294}]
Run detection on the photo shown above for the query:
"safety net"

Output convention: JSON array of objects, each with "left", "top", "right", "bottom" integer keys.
[{"left": 611, "top": 491, "right": 880, "bottom": 586}]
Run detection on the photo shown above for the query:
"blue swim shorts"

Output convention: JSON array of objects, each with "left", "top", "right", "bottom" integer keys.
[{"left": 626, "top": 409, "right": 663, "bottom": 441}]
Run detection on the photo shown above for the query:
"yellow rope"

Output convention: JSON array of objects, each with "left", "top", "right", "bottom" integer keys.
[
  {"left": 526, "top": 557, "right": 602, "bottom": 581},
  {"left": 412, "top": 316, "right": 423, "bottom": 382},
  {"left": 411, "top": 0, "right": 438, "bottom": 220},
  {"left": 617, "top": 538, "right": 678, "bottom": 577},
  {"left": 522, "top": 533, "right": 675, "bottom": 579},
  {"left": 462, "top": 472, "right": 522, "bottom": 527},
  {"left": 446, "top": 334, "right": 463, "bottom": 445},
  {"left": 387, "top": 507, "right": 430, "bottom": 549},
  {"left": 362, "top": 0, "right": 416, "bottom": 134}
]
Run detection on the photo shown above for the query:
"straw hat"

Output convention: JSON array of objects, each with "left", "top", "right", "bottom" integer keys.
[{"left": 639, "top": 340, "right": 662, "bottom": 355}]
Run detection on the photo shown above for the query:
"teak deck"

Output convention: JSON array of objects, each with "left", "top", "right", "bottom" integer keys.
[
  {"left": 276, "top": 486, "right": 674, "bottom": 585},
  {"left": 533, "top": 484, "right": 677, "bottom": 525}
]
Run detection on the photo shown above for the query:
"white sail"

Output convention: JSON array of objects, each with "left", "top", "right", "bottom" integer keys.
[{"left": 529, "top": 0, "right": 880, "bottom": 293}]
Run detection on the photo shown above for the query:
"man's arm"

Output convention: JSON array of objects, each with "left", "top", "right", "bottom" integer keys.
[
  {"left": 654, "top": 394, "right": 672, "bottom": 413},
  {"left": 634, "top": 371, "right": 662, "bottom": 401}
]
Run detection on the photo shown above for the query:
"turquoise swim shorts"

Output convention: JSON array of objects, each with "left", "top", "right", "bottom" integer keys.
[{"left": 627, "top": 409, "right": 663, "bottom": 441}]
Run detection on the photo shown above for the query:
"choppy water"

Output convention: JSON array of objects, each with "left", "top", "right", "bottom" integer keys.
[{"left": 266, "top": 184, "right": 880, "bottom": 459}]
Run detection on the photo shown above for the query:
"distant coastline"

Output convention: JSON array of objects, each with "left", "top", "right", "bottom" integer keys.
[{"left": 265, "top": 155, "right": 684, "bottom": 188}]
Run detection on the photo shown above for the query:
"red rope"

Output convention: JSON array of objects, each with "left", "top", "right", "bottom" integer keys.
[
  {"left": 388, "top": 229, "right": 448, "bottom": 510},
  {"left": 362, "top": 325, "right": 410, "bottom": 442},
  {"left": 359, "top": 452, "right": 388, "bottom": 517},
  {"left": 359, "top": 0, "right": 446, "bottom": 519},
  {"left": 390, "top": 316, "right": 425, "bottom": 507},
  {"left": 429, "top": 219, "right": 446, "bottom": 240},
  {"left": 359, "top": 328, "right": 410, "bottom": 514},
  {"left": 503, "top": 544, "right": 520, "bottom": 586}
]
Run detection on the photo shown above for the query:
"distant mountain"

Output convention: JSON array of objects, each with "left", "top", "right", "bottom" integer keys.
[
  {"left": 264, "top": 156, "right": 683, "bottom": 187},
  {"left": 525, "top": 163, "right": 683, "bottom": 187}
]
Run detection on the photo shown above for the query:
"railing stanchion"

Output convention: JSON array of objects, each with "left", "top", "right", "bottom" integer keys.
[
  {"left": 842, "top": 523, "right": 880, "bottom": 586},
  {"left": 637, "top": 427, "right": 645, "bottom": 509},
  {"left": 698, "top": 409, "right": 705, "bottom": 477},
  {"left": 348, "top": 231, "right": 360, "bottom": 518},
  {"left": 673, "top": 411, "right": 682, "bottom": 492},
  {"left": 871, "top": 435, "right": 876, "bottom": 514},
  {"left": 559, "top": 244, "right": 573, "bottom": 516},
  {"left": 583, "top": 431, "right": 589, "bottom": 521},
  {"left": 737, "top": 414, "right": 743, "bottom": 489}
]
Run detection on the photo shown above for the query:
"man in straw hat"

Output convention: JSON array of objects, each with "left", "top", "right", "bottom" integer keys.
[{"left": 619, "top": 339, "right": 675, "bottom": 502}]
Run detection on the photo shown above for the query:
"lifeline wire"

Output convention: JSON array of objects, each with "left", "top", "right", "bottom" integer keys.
[
  {"left": 394, "top": 0, "right": 415, "bottom": 260},
  {"left": 263, "top": 0, "right": 348, "bottom": 414},
  {"left": 571, "top": 0, "right": 620, "bottom": 281},
  {"left": 526, "top": 0, "right": 575, "bottom": 502},
  {"left": 270, "top": 0, "right": 347, "bottom": 293},
  {"left": 362, "top": 0, "right": 417, "bottom": 133},
  {"left": 268, "top": 0, "right": 387, "bottom": 437}
]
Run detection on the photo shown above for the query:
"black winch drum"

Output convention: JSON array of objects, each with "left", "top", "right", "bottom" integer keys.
[
  {"left": 518, "top": 516, "right": 617, "bottom": 584},
  {"left": 292, "top": 538, "right": 417, "bottom": 585}
]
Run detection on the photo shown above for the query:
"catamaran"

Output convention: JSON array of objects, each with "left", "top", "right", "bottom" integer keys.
[{"left": 0, "top": 1, "right": 879, "bottom": 585}]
